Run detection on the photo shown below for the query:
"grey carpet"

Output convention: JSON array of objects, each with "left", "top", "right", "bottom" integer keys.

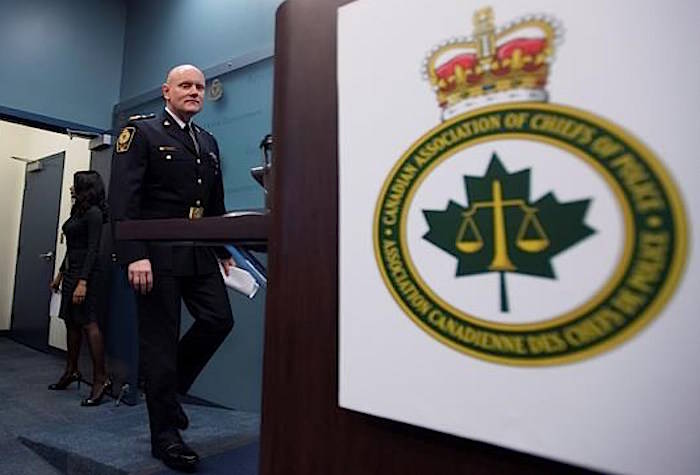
[{"left": 0, "top": 337, "right": 260, "bottom": 474}]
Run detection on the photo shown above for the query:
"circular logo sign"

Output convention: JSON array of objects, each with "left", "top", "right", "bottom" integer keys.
[
  {"left": 207, "top": 78, "right": 224, "bottom": 102},
  {"left": 374, "top": 103, "right": 686, "bottom": 365}
]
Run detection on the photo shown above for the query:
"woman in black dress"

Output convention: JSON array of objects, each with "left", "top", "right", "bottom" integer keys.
[{"left": 48, "top": 171, "right": 111, "bottom": 406}]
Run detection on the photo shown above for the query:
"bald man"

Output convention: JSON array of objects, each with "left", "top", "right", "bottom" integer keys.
[{"left": 110, "top": 65, "right": 235, "bottom": 472}]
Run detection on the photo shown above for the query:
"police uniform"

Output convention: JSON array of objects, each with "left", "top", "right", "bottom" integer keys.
[{"left": 109, "top": 109, "right": 234, "bottom": 447}]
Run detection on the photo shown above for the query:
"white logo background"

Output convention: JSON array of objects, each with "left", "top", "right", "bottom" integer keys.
[
  {"left": 338, "top": 1, "right": 699, "bottom": 474},
  {"left": 406, "top": 139, "right": 626, "bottom": 324}
]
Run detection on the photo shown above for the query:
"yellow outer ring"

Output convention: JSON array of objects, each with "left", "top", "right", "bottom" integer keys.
[{"left": 373, "top": 102, "right": 689, "bottom": 366}]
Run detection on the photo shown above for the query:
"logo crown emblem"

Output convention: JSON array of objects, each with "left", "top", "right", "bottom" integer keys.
[{"left": 422, "top": 7, "right": 563, "bottom": 120}]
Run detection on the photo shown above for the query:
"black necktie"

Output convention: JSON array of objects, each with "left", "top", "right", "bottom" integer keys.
[{"left": 183, "top": 123, "right": 200, "bottom": 155}]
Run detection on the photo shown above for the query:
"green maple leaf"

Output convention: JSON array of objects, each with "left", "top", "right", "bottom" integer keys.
[{"left": 423, "top": 153, "right": 595, "bottom": 312}]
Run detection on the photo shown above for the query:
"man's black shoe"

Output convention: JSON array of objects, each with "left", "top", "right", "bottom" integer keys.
[
  {"left": 152, "top": 441, "right": 199, "bottom": 472},
  {"left": 175, "top": 403, "right": 189, "bottom": 430}
]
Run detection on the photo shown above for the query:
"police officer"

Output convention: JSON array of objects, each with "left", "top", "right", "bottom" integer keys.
[{"left": 109, "top": 64, "right": 235, "bottom": 472}]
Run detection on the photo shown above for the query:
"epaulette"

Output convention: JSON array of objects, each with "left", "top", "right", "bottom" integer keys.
[{"left": 128, "top": 113, "right": 156, "bottom": 121}]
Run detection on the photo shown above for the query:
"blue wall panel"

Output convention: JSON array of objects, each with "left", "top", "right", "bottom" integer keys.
[
  {"left": 120, "top": 0, "right": 283, "bottom": 101},
  {"left": 0, "top": 0, "right": 125, "bottom": 130},
  {"left": 196, "top": 59, "right": 274, "bottom": 210}
]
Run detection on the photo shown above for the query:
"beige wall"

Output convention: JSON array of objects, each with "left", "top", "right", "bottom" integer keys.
[
  {"left": 0, "top": 128, "right": 26, "bottom": 332},
  {"left": 0, "top": 120, "right": 91, "bottom": 350}
]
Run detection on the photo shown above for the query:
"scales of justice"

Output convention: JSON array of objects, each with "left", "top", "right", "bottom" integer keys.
[{"left": 455, "top": 180, "right": 550, "bottom": 311}]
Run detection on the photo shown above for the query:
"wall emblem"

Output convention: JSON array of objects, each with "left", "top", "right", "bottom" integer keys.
[{"left": 207, "top": 78, "right": 224, "bottom": 102}]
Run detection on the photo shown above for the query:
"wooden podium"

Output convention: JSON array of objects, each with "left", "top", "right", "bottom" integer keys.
[
  {"left": 259, "top": 1, "right": 592, "bottom": 474},
  {"left": 115, "top": 214, "right": 268, "bottom": 251}
]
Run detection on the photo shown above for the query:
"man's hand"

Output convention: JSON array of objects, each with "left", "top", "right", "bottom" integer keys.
[
  {"left": 72, "top": 279, "right": 87, "bottom": 304},
  {"left": 219, "top": 257, "right": 237, "bottom": 276},
  {"left": 128, "top": 259, "right": 153, "bottom": 294}
]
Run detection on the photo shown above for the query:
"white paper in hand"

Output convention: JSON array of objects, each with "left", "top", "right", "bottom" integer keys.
[
  {"left": 49, "top": 291, "right": 61, "bottom": 318},
  {"left": 219, "top": 263, "right": 260, "bottom": 299}
]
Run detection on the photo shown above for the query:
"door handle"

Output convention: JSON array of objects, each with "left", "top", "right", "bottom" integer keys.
[{"left": 39, "top": 251, "right": 54, "bottom": 260}]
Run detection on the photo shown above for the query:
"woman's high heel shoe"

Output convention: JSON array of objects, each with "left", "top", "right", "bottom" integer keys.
[
  {"left": 80, "top": 378, "right": 112, "bottom": 406},
  {"left": 48, "top": 371, "right": 81, "bottom": 390}
]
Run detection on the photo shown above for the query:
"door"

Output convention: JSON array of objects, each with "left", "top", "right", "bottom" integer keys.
[
  {"left": 11, "top": 152, "right": 65, "bottom": 351},
  {"left": 89, "top": 145, "right": 111, "bottom": 190}
]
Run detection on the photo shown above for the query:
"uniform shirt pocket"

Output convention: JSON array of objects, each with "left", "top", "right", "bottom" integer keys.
[{"left": 158, "top": 145, "right": 185, "bottom": 161}]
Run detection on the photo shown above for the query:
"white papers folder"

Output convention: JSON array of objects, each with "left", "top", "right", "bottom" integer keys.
[
  {"left": 49, "top": 290, "right": 61, "bottom": 318},
  {"left": 219, "top": 264, "right": 260, "bottom": 299}
]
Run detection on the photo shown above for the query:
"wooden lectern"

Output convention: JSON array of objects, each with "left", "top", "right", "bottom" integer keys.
[
  {"left": 259, "top": 1, "right": 594, "bottom": 474},
  {"left": 116, "top": 214, "right": 268, "bottom": 250}
]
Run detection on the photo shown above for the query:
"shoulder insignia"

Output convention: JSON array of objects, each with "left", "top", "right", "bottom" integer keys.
[
  {"left": 116, "top": 126, "right": 136, "bottom": 153},
  {"left": 128, "top": 113, "right": 155, "bottom": 121}
]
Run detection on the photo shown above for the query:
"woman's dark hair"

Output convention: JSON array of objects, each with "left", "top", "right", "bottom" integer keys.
[{"left": 71, "top": 171, "right": 108, "bottom": 222}]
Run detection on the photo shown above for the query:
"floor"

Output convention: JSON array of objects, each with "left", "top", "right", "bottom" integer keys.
[{"left": 0, "top": 337, "right": 260, "bottom": 474}]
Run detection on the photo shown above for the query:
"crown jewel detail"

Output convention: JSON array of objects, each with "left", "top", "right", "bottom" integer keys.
[{"left": 422, "top": 8, "right": 564, "bottom": 120}]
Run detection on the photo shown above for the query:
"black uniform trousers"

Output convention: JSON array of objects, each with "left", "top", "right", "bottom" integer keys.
[{"left": 138, "top": 268, "right": 233, "bottom": 444}]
